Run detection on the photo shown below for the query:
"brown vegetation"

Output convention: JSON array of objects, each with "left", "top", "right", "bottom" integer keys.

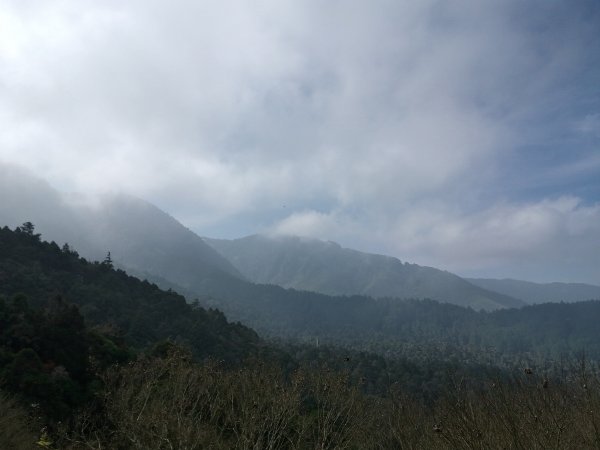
[
  {"left": 0, "top": 392, "right": 38, "bottom": 450},
  {"left": 36, "top": 352, "right": 599, "bottom": 449}
]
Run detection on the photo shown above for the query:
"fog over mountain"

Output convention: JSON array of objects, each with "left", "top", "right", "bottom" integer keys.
[
  {"left": 0, "top": 164, "right": 244, "bottom": 292},
  {"left": 2, "top": 2, "right": 600, "bottom": 445},
  {"left": 0, "top": 165, "right": 522, "bottom": 311},
  {"left": 1, "top": 1, "right": 599, "bottom": 284},
  {"left": 206, "top": 234, "right": 524, "bottom": 310},
  {"left": 11, "top": 164, "right": 600, "bottom": 313},
  {"left": 467, "top": 278, "right": 600, "bottom": 305}
]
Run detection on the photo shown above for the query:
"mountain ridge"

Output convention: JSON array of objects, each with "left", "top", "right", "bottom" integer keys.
[
  {"left": 0, "top": 224, "right": 260, "bottom": 363},
  {"left": 467, "top": 278, "right": 600, "bottom": 304},
  {"left": 205, "top": 234, "right": 525, "bottom": 310},
  {"left": 0, "top": 164, "right": 246, "bottom": 292},
  {"left": 1, "top": 165, "right": 523, "bottom": 312}
]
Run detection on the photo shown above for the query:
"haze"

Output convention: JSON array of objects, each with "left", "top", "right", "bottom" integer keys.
[{"left": 1, "top": 0, "right": 599, "bottom": 284}]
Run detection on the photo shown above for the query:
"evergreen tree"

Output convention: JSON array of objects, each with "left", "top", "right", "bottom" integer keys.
[
  {"left": 15, "top": 222, "right": 40, "bottom": 240},
  {"left": 102, "top": 251, "right": 113, "bottom": 269}
]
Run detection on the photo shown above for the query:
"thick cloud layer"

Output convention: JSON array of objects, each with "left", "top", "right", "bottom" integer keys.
[{"left": 1, "top": 0, "right": 599, "bottom": 283}]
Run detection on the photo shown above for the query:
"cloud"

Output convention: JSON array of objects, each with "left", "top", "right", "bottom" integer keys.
[
  {"left": 1, "top": 0, "right": 599, "bottom": 282},
  {"left": 578, "top": 114, "right": 600, "bottom": 137},
  {"left": 269, "top": 209, "right": 354, "bottom": 240},
  {"left": 267, "top": 197, "right": 600, "bottom": 283},
  {"left": 389, "top": 197, "right": 600, "bottom": 283},
  {"left": 390, "top": 197, "right": 599, "bottom": 260}
]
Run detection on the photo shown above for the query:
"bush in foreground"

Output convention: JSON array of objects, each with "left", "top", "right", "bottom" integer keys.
[{"left": 52, "top": 351, "right": 600, "bottom": 449}]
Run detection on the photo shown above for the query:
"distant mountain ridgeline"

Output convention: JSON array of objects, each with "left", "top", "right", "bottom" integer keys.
[
  {"left": 205, "top": 234, "right": 524, "bottom": 310},
  {"left": 0, "top": 164, "right": 245, "bottom": 293},
  {"left": 201, "top": 285, "right": 600, "bottom": 361},
  {"left": 1, "top": 165, "right": 524, "bottom": 312},
  {"left": 3, "top": 167, "right": 600, "bottom": 362},
  {"left": 467, "top": 278, "right": 600, "bottom": 304},
  {"left": 4, "top": 221, "right": 600, "bottom": 365},
  {"left": 0, "top": 224, "right": 515, "bottom": 412}
]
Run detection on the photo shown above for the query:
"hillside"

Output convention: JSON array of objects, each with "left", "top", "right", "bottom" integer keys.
[
  {"left": 205, "top": 234, "right": 524, "bottom": 310},
  {"left": 5, "top": 222, "right": 598, "bottom": 364},
  {"left": 0, "top": 165, "right": 245, "bottom": 292},
  {"left": 467, "top": 278, "right": 600, "bottom": 304},
  {"left": 81, "top": 195, "right": 247, "bottom": 291},
  {"left": 1, "top": 168, "right": 522, "bottom": 312},
  {"left": 0, "top": 224, "right": 514, "bottom": 405},
  {"left": 0, "top": 224, "right": 260, "bottom": 363},
  {"left": 198, "top": 283, "right": 600, "bottom": 361}
]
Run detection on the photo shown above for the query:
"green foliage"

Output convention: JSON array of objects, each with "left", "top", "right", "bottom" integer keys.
[
  {"left": 4, "top": 223, "right": 600, "bottom": 447},
  {"left": 101, "top": 251, "right": 113, "bottom": 269},
  {"left": 202, "top": 285, "right": 600, "bottom": 365},
  {"left": 0, "top": 225, "right": 260, "bottom": 364},
  {"left": 0, "top": 294, "right": 128, "bottom": 418},
  {"left": 15, "top": 221, "right": 40, "bottom": 241}
]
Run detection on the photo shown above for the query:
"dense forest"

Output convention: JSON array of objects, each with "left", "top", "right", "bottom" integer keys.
[
  {"left": 0, "top": 224, "right": 506, "bottom": 399},
  {"left": 204, "top": 234, "right": 523, "bottom": 310},
  {"left": 0, "top": 223, "right": 261, "bottom": 363},
  {"left": 3, "top": 224, "right": 600, "bottom": 448},
  {"left": 195, "top": 282, "right": 600, "bottom": 364}
]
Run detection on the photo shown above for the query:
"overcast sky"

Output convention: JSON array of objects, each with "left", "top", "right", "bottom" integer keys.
[{"left": 1, "top": 0, "right": 599, "bottom": 283}]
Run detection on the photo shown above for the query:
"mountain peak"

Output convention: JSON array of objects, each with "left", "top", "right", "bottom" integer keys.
[{"left": 206, "top": 234, "right": 524, "bottom": 310}]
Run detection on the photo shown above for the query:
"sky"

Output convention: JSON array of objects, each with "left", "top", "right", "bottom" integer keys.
[{"left": 0, "top": 0, "right": 599, "bottom": 284}]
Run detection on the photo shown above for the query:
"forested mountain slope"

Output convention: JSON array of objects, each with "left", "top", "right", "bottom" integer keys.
[
  {"left": 0, "top": 224, "right": 509, "bottom": 407},
  {"left": 4, "top": 224, "right": 600, "bottom": 450},
  {"left": 0, "top": 165, "right": 245, "bottom": 291},
  {"left": 467, "top": 278, "right": 600, "bottom": 304},
  {"left": 0, "top": 224, "right": 259, "bottom": 363},
  {"left": 81, "top": 194, "right": 246, "bottom": 290},
  {"left": 4, "top": 222, "right": 600, "bottom": 386},
  {"left": 205, "top": 234, "right": 524, "bottom": 310},
  {"left": 198, "top": 282, "right": 600, "bottom": 361},
  {"left": 1, "top": 167, "right": 522, "bottom": 312}
]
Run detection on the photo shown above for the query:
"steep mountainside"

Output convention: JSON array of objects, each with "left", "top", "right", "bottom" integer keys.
[
  {"left": 6, "top": 227, "right": 600, "bottom": 450},
  {"left": 0, "top": 225, "right": 259, "bottom": 362},
  {"left": 467, "top": 278, "right": 600, "bottom": 304},
  {"left": 4, "top": 224, "right": 600, "bottom": 363},
  {"left": 1, "top": 165, "right": 521, "bottom": 312},
  {"left": 205, "top": 234, "right": 524, "bottom": 310},
  {"left": 0, "top": 165, "right": 244, "bottom": 291},
  {"left": 81, "top": 195, "right": 246, "bottom": 290}
]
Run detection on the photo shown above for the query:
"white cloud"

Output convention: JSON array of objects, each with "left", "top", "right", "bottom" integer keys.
[
  {"left": 578, "top": 114, "right": 600, "bottom": 137},
  {"left": 269, "top": 209, "right": 357, "bottom": 240},
  {"left": 1, "top": 0, "right": 599, "bottom": 282},
  {"left": 277, "top": 197, "right": 600, "bottom": 284}
]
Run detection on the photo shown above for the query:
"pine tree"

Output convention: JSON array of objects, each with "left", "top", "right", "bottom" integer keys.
[{"left": 102, "top": 251, "right": 113, "bottom": 269}]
